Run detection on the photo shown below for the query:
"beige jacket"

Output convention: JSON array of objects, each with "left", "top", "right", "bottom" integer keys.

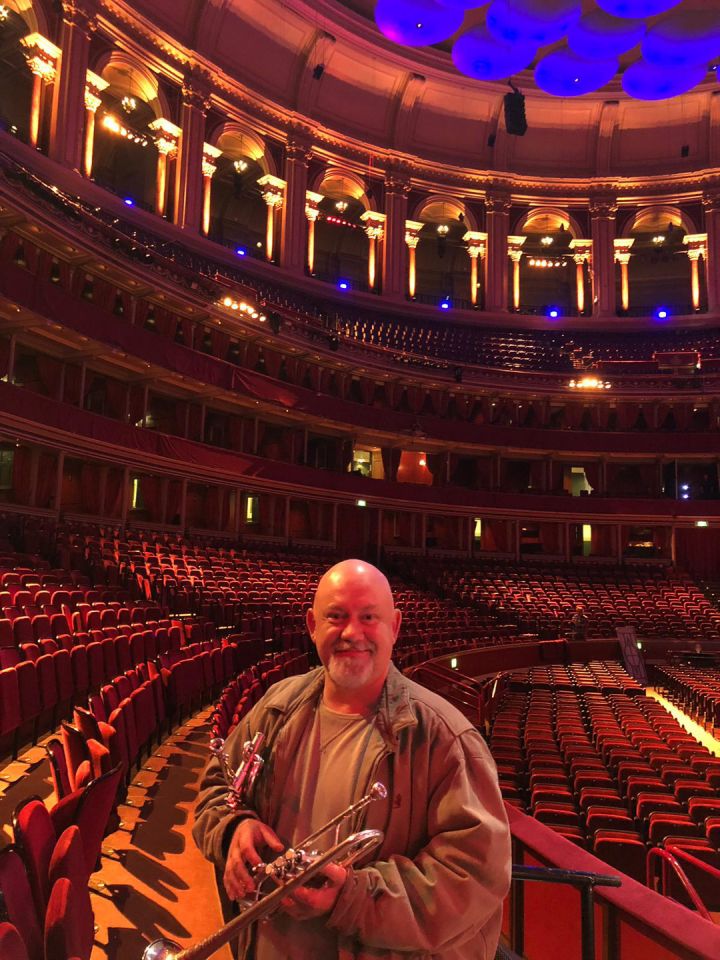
[{"left": 193, "top": 664, "right": 511, "bottom": 959}]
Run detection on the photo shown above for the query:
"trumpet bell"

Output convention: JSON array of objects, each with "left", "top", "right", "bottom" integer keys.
[{"left": 143, "top": 937, "right": 182, "bottom": 960}]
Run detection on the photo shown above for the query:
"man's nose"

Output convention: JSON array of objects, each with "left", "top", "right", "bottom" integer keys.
[{"left": 341, "top": 617, "right": 363, "bottom": 639}]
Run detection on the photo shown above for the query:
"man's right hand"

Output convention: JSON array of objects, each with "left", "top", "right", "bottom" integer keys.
[{"left": 224, "top": 819, "right": 284, "bottom": 901}]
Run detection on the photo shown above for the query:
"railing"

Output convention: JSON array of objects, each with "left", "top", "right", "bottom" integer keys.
[
  {"left": 406, "top": 661, "right": 483, "bottom": 725},
  {"left": 647, "top": 845, "right": 720, "bottom": 922},
  {"left": 510, "top": 865, "right": 622, "bottom": 960}
]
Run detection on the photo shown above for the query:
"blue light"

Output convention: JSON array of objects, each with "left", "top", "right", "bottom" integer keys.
[
  {"left": 535, "top": 47, "right": 618, "bottom": 96},
  {"left": 452, "top": 26, "right": 537, "bottom": 81},
  {"left": 123, "top": 198, "right": 134, "bottom": 206},
  {"left": 547, "top": 307, "right": 560, "bottom": 318},
  {"left": 375, "top": 0, "right": 463, "bottom": 47},
  {"left": 440, "top": 299, "right": 451, "bottom": 310},
  {"left": 656, "top": 307, "right": 669, "bottom": 319},
  {"left": 681, "top": 484, "right": 689, "bottom": 491},
  {"left": 338, "top": 280, "right": 350, "bottom": 291},
  {"left": 622, "top": 58, "right": 707, "bottom": 101},
  {"left": 681, "top": 493, "right": 690, "bottom": 500},
  {"left": 235, "top": 247, "right": 247, "bottom": 257}
]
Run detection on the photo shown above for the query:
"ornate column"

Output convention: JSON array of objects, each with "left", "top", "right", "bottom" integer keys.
[
  {"left": 613, "top": 238, "right": 635, "bottom": 313},
  {"left": 683, "top": 233, "right": 708, "bottom": 312},
  {"left": 485, "top": 192, "right": 511, "bottom": 312},
  {"left": 49, "top": 1, "right": 97, "bottom": 170},
  {"left": 281, "top": 138, "right": 312, "bottom": 273},
  {"left": 174, "top": 75, "right": 211, "bottom": 232},
  {"left": 201, "top": 143, "right": 222, "bottom": 236},
  {"left": 382, "top": 168, "right": 410, "bottom": 300},
  {"left": 589, "top": 195, "right": 618, "bottom": 317},
  {"left": 569, "top": 238, "right": 592, "bottom": 315},
  {"left": 148, "top": 118, "right": 180, "bottom": 217},
  {"left": 20, "top": 33, "right": 60, "bottom": 148},
  {"left": 305, "top": 190, "right": 323, "bottom": 273},
  {"left": 702, "top": 193, "right": 720, "bottom": 312},
  {"left": 257, "top": 174, "right": 286, "bottom": 262},
  {"left": 404, "top": 220, "right": 424, "bottom": 298},
  {"left": 82, "top": 70, "right": 108, "bottom": 177},
  {"left": 463, "top": 231, "right": 487, "bottom": 306},
  {"left": 360, "top": 211, "right": 386, "bottom": 291},
  {"left": 507, "top": 235, "right": 526, "bottom": 311}
]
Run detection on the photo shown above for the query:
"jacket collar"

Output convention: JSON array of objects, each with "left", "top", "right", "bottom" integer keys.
[{"left": 265, "top": 662, "right": 417, "bottom": 749}]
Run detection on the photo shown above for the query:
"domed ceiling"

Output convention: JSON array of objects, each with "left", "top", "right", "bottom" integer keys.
[{"left": 126, "top": 0, "right": 720, "bottom": 180}]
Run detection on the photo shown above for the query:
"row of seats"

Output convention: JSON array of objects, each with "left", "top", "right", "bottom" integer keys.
[{"left": 651, "top": 664, "right": 720, "bottom": 735}]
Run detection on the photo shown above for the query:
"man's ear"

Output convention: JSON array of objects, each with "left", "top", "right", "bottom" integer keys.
[
  {"left": 392, "top": 608, "right": 402, "bottom": 644},
  {"left": 306, "top": 606, "right": 317, "bottom": 644}
]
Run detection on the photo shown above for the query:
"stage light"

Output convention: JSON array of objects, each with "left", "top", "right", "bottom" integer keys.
[
  {"left": 123, "top": 197, "right": 134, "bottom": 206},
  {"left": 548, "top": 307, "right": 560, "bottom": 318},
  {"left": 681, "top": 484, "right": 689, "bottom": 491},
  {"left": 235, "top": 247, "right": 247, "bottom": 256},
  {"left": 440, "top": 299, "right": 451, "bottom": 310},
  {"left": 681, "top": 493, "right": 690, "bottom": 500},
  {"left": 338, "top": 280, "right": 350, "bottom": 290},
  {"left": 696, "top": 521, "right": 708, "bottom": 527},
  {"left": 656, "top": 307, "right": 669, "bottom": 319},
  {"left": 356, "top": 499, "right": 367, "bottom": 507}
]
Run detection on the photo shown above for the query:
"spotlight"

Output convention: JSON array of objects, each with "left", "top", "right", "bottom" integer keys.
[
  {"left": 656, "top": 308, "right": 669, "bottom": 320},
  {"left": 338, "top": 280, "right": 350, "bottom": 291},
  {"left": 547, "top": 307, "right": 560, "bottom": 319},
  {"left": 440, "top": 299, "right": 451, "bottom": 310},
  {"left": 235, "top": 247, "right": 247, "bottom": 256},
  {"left": 123, "top": 197, "right": 134, "bottom": 206}
]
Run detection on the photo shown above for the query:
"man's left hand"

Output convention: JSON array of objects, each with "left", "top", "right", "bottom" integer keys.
[{"left": 279, "top": 863, "right": 346, "bottom": 920}]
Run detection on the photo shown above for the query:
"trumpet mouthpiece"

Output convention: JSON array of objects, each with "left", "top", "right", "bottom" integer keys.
[{"left": 370, "top": 782, "right": 387, "bottom": 800}]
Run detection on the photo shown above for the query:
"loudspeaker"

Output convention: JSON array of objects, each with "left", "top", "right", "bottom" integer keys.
[
  {"left": 312, "top": 64, "right": 325, "bottom": 80},
  {"left": 681, "top": 144, "right": 689, "bottom": 157},
  {"left": 504, "top": 91, "right": 527, "bottom": 136},
  {"left": 268, "top": 311, "right": 282, "bottom": 334}
]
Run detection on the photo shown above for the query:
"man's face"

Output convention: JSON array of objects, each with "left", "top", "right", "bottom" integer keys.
[{"left": 307, "top": 564, "right": 401, "bottom": 696}]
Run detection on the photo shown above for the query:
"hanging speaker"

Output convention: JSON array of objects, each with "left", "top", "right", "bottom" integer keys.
[{"left": 503, "top": 91, "right": 527, "bottom": 136}]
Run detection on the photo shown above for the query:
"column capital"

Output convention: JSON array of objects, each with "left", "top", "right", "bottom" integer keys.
[
  {"left": 463, "top": 230, "right": 487, "bottom": 258},
  {"left": 404, "top": 219, "right": 424, "bottom": 248},
  {"left": 507, "top": 234, "right": 526, "bottom": 260},
  {"left": 20, "top": 33, "right": 60, "bottom": 82},
  {"left": 613, "top": 237, "right": 635, "bottom": 263},
  {"left": 202, "top": 142, "right": 222, "bottom": 178},
  {"left": 683, "top": 232, "right": 708, "bottom": 259},
  {"left": 305, "top": 190, "right": 324, "bottom": 220},
  {"left": 258, "top": 173, "right": 286, "bottom": 208},
  {"left": 181, "top": 66, "right": 213, "bottom": 113},
  {"left": 286, "top": 137, "right": 313, "bottom": 164},
  {"left": 485, "top": 191, "right": 511, "bottom": 214},
  {"left": 384, "top": 163, "right": 411, "bottom": 195},
  {"left": 84, "top": 68, "right": 108, "bottom": 112},
  {"left": 702, "top": 191, "right": 720, "bottom": 212},
  {"left": 589, "top": 195, "right": 618, "bottom": 219},
  {"left": 360, "top": 210, "right": 386, "bottom": 241},
  {"left": 60, "top": 0, "right": 98, "bottom": 34},
  {"left": 149, "top": 118, "right": 181, "bottom": 157},
  {"left": 569, "top": 238, "right": 592, "bottom": 262}
]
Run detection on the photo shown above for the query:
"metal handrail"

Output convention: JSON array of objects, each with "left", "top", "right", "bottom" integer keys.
[
  {"left": 646, "top": 845, "right": 718, "bottom": 923},
  {"left": 511, "top": 863, "right": 622, "bottom": 960}
]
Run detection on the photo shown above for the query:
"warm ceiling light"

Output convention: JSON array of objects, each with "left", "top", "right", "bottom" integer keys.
[
  {"left": 540, "top": 235, "right": 553, "bottom": 245},
  {"left": 234, "top": 159, "right": 248, "bottom": 173},
  {"left": 0, "top": 6, "right": 9, "bottom": 21},
  {"left": 652, "top": 235, "right": 665, "bottom": 244},
  {"left": 335, "top": 200, "right": 348, "bottom": 212},
  {"left": 436, "top": 224, "right": 449, "bottom": 235},
  {"left": 568, "top": 377, "right": 611, "bottom": 390},
  {"left": 121, "top": 95, "right": 137, "bottom": 113}
]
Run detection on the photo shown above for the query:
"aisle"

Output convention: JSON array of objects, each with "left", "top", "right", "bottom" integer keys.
[{"left": 91, "top": 708, "right": 232, "bottom": 960}]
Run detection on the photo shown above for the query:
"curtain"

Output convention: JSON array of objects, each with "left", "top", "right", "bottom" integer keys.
[
  {"left": 105, "top": 468, "right": 124, "bottom": 518},
  {"left": 12, "top": 446, "right": 33, "bottom": 505},
  {"left": 105, "top": 379, "right": 127, "bottom": 420}
]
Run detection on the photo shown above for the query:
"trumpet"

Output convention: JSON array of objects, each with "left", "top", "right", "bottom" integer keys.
[
  {"left": 209, "top": 732, "right": 264, "bottom": 810},
  {"left": 143, "top": 736, "right": 387, "bottom": 960}
]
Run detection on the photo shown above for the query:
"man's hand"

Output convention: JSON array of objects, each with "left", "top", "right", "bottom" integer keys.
[
  {"left": 280, "top": 863, "right": 347, "bottom": 920},
  {"left": 224, "top": 819, "right": 284, "bottom": 901}
]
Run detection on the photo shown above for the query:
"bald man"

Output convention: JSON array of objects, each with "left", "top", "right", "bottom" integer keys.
[{"left": 194, "top": 559, "right": 511, "bottom": 960}]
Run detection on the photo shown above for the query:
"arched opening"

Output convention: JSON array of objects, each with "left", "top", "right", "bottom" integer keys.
[
  {"left": 0, "top": 4, "right": 38, "bottom": 144},
  {"left": 413, "top": 197, "right": 471, "bottom": 306},
  {"left": 89, "top": 58, "right": 162, "bottom": 211},
  {"left": 516, "top": 209, "right": 576, "bottom": 316},
  {"left": 624, "top": 207, "right": 696, "bottom": 315},
  {"left": 207, "top": 126, "right": 270, "bottom": 257},
  {"left": 312, "top": 170, "right": 370, "bottom": 290}
]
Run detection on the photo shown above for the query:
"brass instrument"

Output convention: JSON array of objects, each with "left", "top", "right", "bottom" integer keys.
[{"left": 143, "top": 736, "right": 387, "bottom": 960}]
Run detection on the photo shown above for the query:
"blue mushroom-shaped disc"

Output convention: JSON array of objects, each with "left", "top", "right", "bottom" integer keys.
[
  {"left": 375, "top": 0, "right": 464, "bottom": 47},
  {"left": 535, "top": 46, "right": 618, "bottom": 95},
  {"left": 642, "top": 10, "right": 720, "bottom": 69},
  {"left": 621, "top": 57, "right": 709, "bottom": 100},
  {"left": 452, "top": 26, "right": 536, "bottom": 80},
  {"left": 487, "top": 0, "right": 581, "bottom": 47},
  {"left": 568, "top": 9, "right": 645, "bottom": 59}
]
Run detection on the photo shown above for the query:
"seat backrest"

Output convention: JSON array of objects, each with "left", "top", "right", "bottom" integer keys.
[
  {"left": 0, "top": 847, "right": 43, "bottom": 960},
  {"left": 44, "top": 877, "right": 94, "bottom": 960},
  {"left": 0, "top": 922, "right": 30, "bottom": 960},
  {"left": 12, "top": 796, "right": 56, "bottom": 916}
]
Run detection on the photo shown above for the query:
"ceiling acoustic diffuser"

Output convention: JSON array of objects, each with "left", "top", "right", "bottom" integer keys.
[
  {"left": 567, "top": 9, "right": 646, "bottom": 58},
  {"left": 642, "top": 10, "right": 720, "bottom": 68},
  {"left": 486, "top": 0, "right": 581, "bottom": 47},
  {"left": 373, "top": 0, "right": 715, "bottom": 100},
  {"left": 535, "top": 46, "right": 619, "bottom": 95},
  {"left": 452, "top": 25, "right": 537, "bottom": 80},
  {"left": 621, "top": 56, "right": 708, "bottom": 99},
  {"left": 374, "top": 0, "right": 464, "bottom": 46}
]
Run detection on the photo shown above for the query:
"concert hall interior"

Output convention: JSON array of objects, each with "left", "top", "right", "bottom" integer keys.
[{"left": 2, "top": 0, "right": 720, "bottom": 957}]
